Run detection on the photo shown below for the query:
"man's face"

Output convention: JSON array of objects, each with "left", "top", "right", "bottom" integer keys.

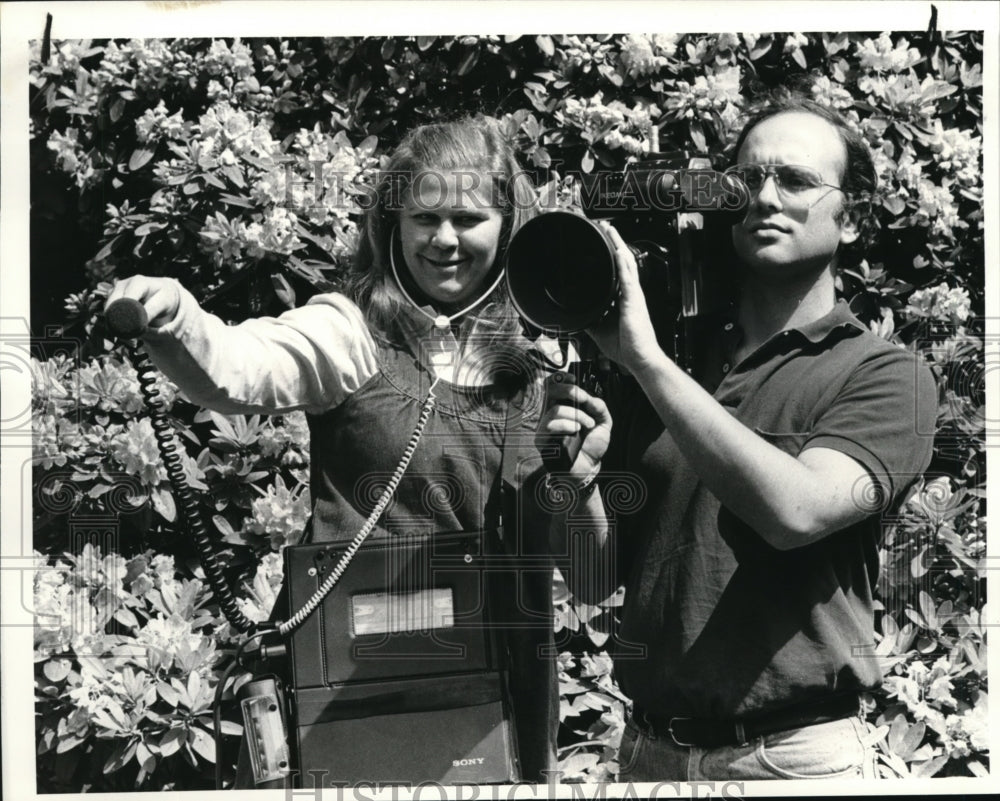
[{"left": 731, "top": 111, "right": 858, "bottom": 282}]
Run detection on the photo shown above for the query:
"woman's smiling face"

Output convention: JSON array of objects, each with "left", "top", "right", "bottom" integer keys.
[{"left": 398, "top": 169, "right": 504, "bottom": 311}]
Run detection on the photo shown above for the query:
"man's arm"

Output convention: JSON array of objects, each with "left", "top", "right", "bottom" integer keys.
[
  {"left": 588, "top": 224, "right": 931, "bottom": 551},
  {"left": 627, "top": 349, "right": 877, "bottom": 550}
]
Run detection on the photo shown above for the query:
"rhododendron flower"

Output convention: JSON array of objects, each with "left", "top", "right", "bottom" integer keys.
[
  {"left": 110, "top": 418, "right": 168, "bottom": 486},
  {"left": 856, "top": 32, "right": 922, "bottom": 73},
  {"left": 810, "top": 76, "right": 854, "bottom": 110},
  {"left": 244, "top": 475, "right": 310, "bottom": 549},
  {"left": 618, "top": 34, "right": 677, "bottom": 79},
  {"left": 135, "top": 100, "right": 187, "bottom": 144}
]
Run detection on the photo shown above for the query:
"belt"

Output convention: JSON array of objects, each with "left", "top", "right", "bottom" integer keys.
[{"left": 630, "top": 693, "right": 861, "bottom": 749}]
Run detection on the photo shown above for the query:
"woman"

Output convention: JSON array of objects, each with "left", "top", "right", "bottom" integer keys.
[{"left": 107, "top": 116, "right": 557, "bottom": 782}]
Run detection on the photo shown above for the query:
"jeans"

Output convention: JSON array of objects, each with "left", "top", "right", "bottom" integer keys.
[{"left": 616, "top": 714, "right": 878, "bottom": 781}]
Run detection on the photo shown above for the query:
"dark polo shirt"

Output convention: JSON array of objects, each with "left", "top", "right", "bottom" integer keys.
[{"left": 609, "top": 301, "right": 937, "bottom": 719}]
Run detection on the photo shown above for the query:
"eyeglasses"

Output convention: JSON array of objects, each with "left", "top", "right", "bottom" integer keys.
[{"left": 725, "top": 163, "right": 843, "bottom": 205}]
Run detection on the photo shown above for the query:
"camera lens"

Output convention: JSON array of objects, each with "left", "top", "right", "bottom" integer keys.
[{"left": 506, "top": 211, "right": 617, "bottom": 333}]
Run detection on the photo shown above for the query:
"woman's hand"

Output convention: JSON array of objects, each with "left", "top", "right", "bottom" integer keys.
[
  {"left": 587, "top": 222, "right": 665, "bottom": 375},
  {"left": 105, "top": 276, "right": 182, "bottom": 332},
  {"left": 536, "top": 372, "right": 612, "bottom": 481}
]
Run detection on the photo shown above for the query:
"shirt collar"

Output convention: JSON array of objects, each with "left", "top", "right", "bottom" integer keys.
[
  {"left": 794, "top": 299, "right": 868, "bottom": 344},
  {"left": 395, "top": 301, "right": 456, "bottom": 349}
]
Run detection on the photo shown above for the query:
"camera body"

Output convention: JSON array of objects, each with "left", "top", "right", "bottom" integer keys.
[{"left": 506, "top": 152, "right": 746, "bottom": 367}]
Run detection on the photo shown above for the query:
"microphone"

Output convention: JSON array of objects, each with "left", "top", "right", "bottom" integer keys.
[{"left": 105, "top": 298, "right": 149, "bottom": 339}]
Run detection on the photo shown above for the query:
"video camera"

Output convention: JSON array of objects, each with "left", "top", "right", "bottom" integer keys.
[{"left": 506, "top": 152, "right": 748, "bottom": 367}]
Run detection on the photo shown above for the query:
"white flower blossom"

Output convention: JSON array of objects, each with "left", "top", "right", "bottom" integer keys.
[
  {"left": 856, "top": 32, "right": 922, "bottom": 73},
  {"left": 927, "top": 120, "right": 982, "bottom": 187},
  {"left": 783, "top": 33, "right": 809, "bottom": 53},
  {"left": 619, "top": 34, "right": 676, "bottom": 79},
  {"left": 810, "top": 76, "right": 854, "bottom": 110},
  {"left": 244, "top": 476, "right": 310, "bottom": 549},
  {"left": 906, "top": 283, "right": 972, "bottom": 325},
  {"left": 135, "top": 100, "right": 186, "bottom": 144}
]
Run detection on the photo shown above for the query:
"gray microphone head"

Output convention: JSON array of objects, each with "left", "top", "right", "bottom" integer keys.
[{"left": 105, "top": 298, "right": 149, "bottom": 339}]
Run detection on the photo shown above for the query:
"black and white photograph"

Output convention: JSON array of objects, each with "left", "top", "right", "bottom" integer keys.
[{"left": 1, "top": 1, "right": 996, "bottom": 798}]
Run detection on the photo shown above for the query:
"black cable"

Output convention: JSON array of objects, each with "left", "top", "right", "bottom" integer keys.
[{"left": 106, "top": 298, "right": 257, "bottom": 633}]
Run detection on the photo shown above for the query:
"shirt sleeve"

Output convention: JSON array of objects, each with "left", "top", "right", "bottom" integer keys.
[
  {"left": 802, "top": 344, "right": 938, "bottom": 507},
  {"left": 142, "top": 281, "right": 379, "bottom": 415}
]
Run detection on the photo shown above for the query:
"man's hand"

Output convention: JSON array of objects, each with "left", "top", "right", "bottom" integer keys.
[{"left": 587, "top": 222, "right": 665, "bottom": 376}]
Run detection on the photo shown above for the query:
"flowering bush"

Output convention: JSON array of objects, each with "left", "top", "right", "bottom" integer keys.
[
  {"left": 30, "top": 31, "right": 985, "bottom": 789},
  {"left": 34, "top": 544, "right": 249, "bottom": 791}
]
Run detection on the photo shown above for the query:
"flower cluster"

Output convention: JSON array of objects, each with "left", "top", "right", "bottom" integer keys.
[
  {"left": 135, "top": 100, "right": 187, "bottom": 144},
  {"left": 109, "top": 418, "right": 169, "bottom": 487},
  {"left": 927, "top": 120, "right": 982, "bottom": 187},
  {"left": 884, "top": 657, "right": 958, "bottom": 720},
  {"left": 663, "top": 65, "right": 743, "bottom": 129},
  {"left": 257, "top": 412, "right": 311, "bottom": 462},
  {"left": 856, "top": 33, "right": 923, "bottom": 73},
  {"left": 46, "top": 128, "right": 99, "bottom": 189},
  {"left": 810, "top": 75, "right": 855, "bottom": 110},
  {"left": 618, "top": 34, "right": 678, "bottom": 79},
  {"left": 560, "top": 93, "right": 656, "bottom": 156},
  {"left": 34, "top": 544, "right": 242, "bottom": 787},
  {"left": 555, "top": 35, "right": 617, "bottom": 75},
  {"left": 906, "top": 283, "right": 972, "bottom": 325},
  {"left": 236, "top": 551, "right": 284, "bottom": 623},
  {"left": 243, "top": 475, "right": 310, "bottom": 549},
  {"left": 912, "top": 178, "right": 965, "bottom": 237}
]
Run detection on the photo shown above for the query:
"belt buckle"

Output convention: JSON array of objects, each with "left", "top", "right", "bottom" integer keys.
[{"left": 668, "top": 716, "right": 694, "bottom": 747}]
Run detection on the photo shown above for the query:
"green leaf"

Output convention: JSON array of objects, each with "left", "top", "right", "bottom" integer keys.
[
  {"left": 94, "top": 235, "right": 123, "bottom": 262},
  {"left": 581, "top": 151, "right": 595, "bottom": 174},
  {"left": 150, "top": 486, "right": 177, "bottom": 523},
  {"left": 688, "top": 120, "right": 707, "bottom": 152},
  {"left": 103, "top": 738, "right": 138, "bottom": 774},
  {"left": 55, "top": 734, "right": 86, "bottom": 754},
  {"left": 536, "top": 35, "right": 555, "bottom": 56},
  {"left": 92, "top": 708, "right": 124, "bottom": 733},
  {"left": 271, "top": 272, "right": 297, "bottom": 309},
  {"left": 749, "top": 38, "right": 773, "bottom": 61},
  {"left": 911, "top": 754, "right": 949, "bottom": 777},
  {"left": 157, "top": 680, "right": 180, "bottom": 707},
  {"left": 158, "top": 728, "right": 185, "bottom": 757},
  {"left": 457, "top": 49, "right": 479, "bottom": 77},
  {"left": 43, "top": 658, "right": 73, "bottom": 683},
  {"left": 219, "top": 719, "right": 243, "bottom": 736},
  {"left": 882, "top": 195, "right": 907, "bottom": 216},
  {"left": 218, "top": 193, "right": 255, "bottom": 208},
  {"left": 134, "top": 222, "right": 166, "bottom": 237},
  {"left": 136, "top": 741, "right": 156, "bottom": 773},
  {"left": 128, "top": 147, "right": 155, "bottom": 172},
  {"left": 221, "top": 164, "right": 245, "bottom": 188},
  {"left": 114, "top": 607, "right": 140, "bottom": 628},
  {"left": 967, "top": 760, "right": 989, "bottom": 778},
  {"left": 895, "top": 721, "right": 926, "bottom": 761},
  {"left": 416, "top": 36, "right": 436, "bottom": 52},
  {"left": 189, "top": 727, "right": 216, "bottom": 763}
]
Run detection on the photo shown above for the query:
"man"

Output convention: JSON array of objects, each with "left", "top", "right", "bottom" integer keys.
[{"left": 537, "top": 93, "right": 937, "bottom": 781}]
